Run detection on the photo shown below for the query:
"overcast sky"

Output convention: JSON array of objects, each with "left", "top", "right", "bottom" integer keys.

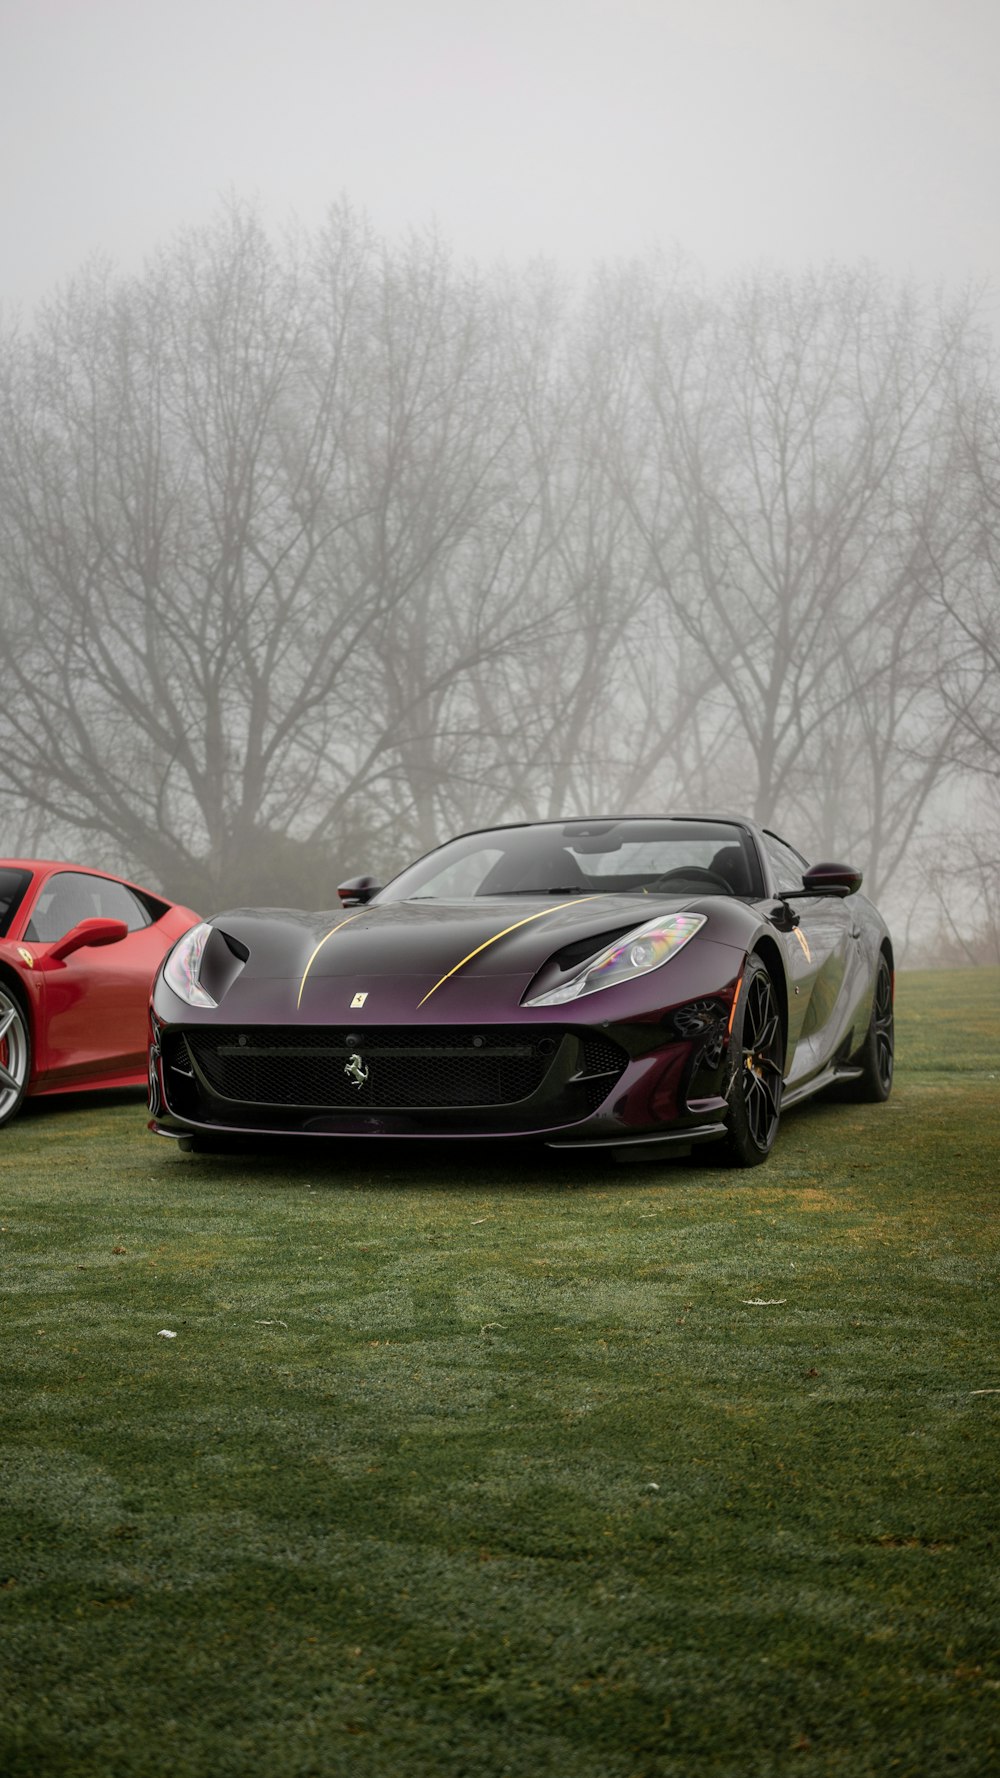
[{"left": 2, "top": 0, "right": 997, "bottom": 334}]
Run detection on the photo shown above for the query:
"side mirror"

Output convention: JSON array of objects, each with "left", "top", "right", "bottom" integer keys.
[
  {"left": 781, "top": 862, "right": 863, "bottom": 901},
  {"left": 47, "top": 917, "right": 130, "bottom": 962},
  {"left": 337, "top": 875, "right": 382, "bottom": 907}
]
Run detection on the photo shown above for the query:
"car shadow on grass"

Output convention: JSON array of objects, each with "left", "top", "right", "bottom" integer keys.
[
  {"left": 154, "top": 1127, "right": 735, "bottom": 1193},
  {"left": 149, "top": 1082, "right": 900, "bottom": 1193},
  {"left": 22, "top": 1085, "right": 148, "bottom": 1121}
]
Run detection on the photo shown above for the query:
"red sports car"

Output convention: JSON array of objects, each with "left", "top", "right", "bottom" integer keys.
[{"left": 0, "top": 859, "right": 199, "bottom": 1128}]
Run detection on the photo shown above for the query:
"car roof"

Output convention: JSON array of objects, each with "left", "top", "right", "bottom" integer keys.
[
  {"left": 442, "top": 814, "right": 756, "bottom": 840},
  {"left": 0, "top": 859, "right": 164, "bottom": 896},
  {"left": 1, "top": 858, "right": 122, "bottom": 875}
]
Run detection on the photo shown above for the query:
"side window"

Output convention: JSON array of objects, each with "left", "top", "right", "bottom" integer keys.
[
  {"left": 89, "top": 879, "right": 152, "bottom": 931},
  {"left": 763, "top": 833, "right": 808, "bottom": 894},
  {"left": 25, "top": 873, "right": 152, "bottom": 942},
  {"left": 0, "top": 868, "right": 32, "bottom": 938}
]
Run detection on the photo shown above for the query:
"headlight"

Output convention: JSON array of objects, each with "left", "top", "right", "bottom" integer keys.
[
  {"left": 162, "top": 922, "right": 217, "bottom": 1008},
  {"left": 523, "top": 912, "right": 706, "bottom": 1007}
]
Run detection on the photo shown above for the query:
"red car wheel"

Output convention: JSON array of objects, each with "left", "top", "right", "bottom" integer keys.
[{"left": 0, "top": 986, "right": 31, "bottom": 1128}]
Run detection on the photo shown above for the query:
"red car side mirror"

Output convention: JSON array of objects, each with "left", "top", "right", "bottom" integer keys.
[{"left": 47, "top": 918, "right": 130, "bottom": 962}]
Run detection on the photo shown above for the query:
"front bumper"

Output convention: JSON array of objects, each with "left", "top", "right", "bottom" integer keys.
[{"left": 147, "top": 998, "right": 734, "bottom": 1152}]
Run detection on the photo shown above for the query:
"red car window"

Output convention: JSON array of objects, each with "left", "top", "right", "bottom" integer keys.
[
  {"left": 24, "top": 872, "right": 152, "bottom": 942},
  {"left": 0, "top": 868, "right": 33, "bottom": 937}
]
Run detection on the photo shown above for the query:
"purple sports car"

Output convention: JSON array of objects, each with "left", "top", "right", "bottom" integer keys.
[{"left": 148, "top": 816, "right": 894, "bottom": 1165}]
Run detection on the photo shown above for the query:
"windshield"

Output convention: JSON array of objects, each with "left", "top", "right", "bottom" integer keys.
[{"left": 381, "top": 819, "right": 764, "bottom": 901}]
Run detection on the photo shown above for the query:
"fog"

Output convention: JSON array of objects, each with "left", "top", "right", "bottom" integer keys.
[
  {"left": 0, "top": 0, "right": 997, "bottom": 960},
  {"left": 4, "top": 0, "right": 998, "bottom": 319}
]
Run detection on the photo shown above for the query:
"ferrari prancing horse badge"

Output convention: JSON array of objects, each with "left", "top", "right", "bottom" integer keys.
[{"left": 344, "top": 1053, "right": 369, "bottom": 1090}]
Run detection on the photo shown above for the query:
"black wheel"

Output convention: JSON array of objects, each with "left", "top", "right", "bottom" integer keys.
[
  {"left": 724, "top": 956, "right": 784, "bottom": 1167},
  {"left": 846, "top": 952, "right": 894, "bottom": 1103},
  {"left": 0, "top": 985, "right": 31, "bottom": 1128}
]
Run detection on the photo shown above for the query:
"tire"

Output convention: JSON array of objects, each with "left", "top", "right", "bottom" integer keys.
[
  {"left": 723, "top": 955, "right": 784, "bottom": 1168},
  {"left": 0, "top": 984, "right": 32, "bottom": 1129},
  {"left": 845, "top": 952, "right": 894, "bottom": 1103}
]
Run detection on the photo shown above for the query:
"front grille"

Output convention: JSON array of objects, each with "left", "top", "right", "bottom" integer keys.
[
  {"left": 578, "top": 1035, "right": 628, "bottom": 1110},
  {"left": 579, "top": 1035, "right": 627, "bottom": 1077},
  {"left": 177, "top": 1025, "right": 573, "bottom": 1111}
]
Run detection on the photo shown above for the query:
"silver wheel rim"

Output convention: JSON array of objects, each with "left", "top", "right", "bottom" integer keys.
[{"left": 0, "top": 990, "right": 29, "bottom": 1118}]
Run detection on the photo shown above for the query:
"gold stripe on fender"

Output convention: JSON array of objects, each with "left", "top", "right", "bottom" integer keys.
[
  {"left": 297, "top": 913, "right": 365, "bottom": 1009},
  {"left": 416, "top": 898, "right": 600, "bottom": 1009}
]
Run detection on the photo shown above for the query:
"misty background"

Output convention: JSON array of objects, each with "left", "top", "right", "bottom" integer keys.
[{"left": 1, "top": 0, "right": 997, "bottom": 960}]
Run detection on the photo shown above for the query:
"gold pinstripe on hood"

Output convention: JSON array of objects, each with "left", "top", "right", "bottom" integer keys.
[
  {"left": 296, "top": 912, "right": 365, "bottom": 1009},
  {"left": 416, "top": 897, "right": 600, "bottom": 1008}
]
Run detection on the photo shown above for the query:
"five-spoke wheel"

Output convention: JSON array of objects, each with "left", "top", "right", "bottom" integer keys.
[{"left": 0, "top": 987, "right": 31, "bottom": 1128}]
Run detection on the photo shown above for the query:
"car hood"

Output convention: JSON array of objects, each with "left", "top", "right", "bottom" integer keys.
[{"left": 207, "top": 893, "right": 698, "bottom": 1014}]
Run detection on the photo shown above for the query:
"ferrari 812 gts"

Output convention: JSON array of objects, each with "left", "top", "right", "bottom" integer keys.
[{"left": 148, "top": 817, "right": 894, "bottom": 1166}]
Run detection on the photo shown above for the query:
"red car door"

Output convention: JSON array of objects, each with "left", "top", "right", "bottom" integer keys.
[{"left": 21, "top": 870, "right": 173, "bottom": 1088}]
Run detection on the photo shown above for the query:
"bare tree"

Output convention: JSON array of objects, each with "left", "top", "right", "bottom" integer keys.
[
  {"left": 0, "top": 206, "right": 566, "bottom": 903},
  {"left": 0, "top": 210, "right": 994, "bottom": 929},
  {"left": 617, "top": 262, "right": 983, "bottom": 896},
  {"left": 931, "top": 375, "right": 1000, "bottom": 778}
]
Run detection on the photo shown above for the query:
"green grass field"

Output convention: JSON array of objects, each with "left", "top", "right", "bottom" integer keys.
[{"left": 2, "top": 969, "right": 998, "bottom": 1777}]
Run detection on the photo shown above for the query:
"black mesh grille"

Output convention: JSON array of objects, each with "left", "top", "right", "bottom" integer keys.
[
  {"left": 578, "top": 1035, "right": 628, "bottom": 1110},
  {"left": 580, "top": 1036, "right": 627, "bottom": 1077},
  {"left": 177, "top": 1025, "right": 574, "bottom": 1111}
]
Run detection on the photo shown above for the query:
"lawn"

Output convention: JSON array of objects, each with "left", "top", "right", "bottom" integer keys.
[{"left": 1, "top": 968, "right": 998, "bottom": 1777}]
